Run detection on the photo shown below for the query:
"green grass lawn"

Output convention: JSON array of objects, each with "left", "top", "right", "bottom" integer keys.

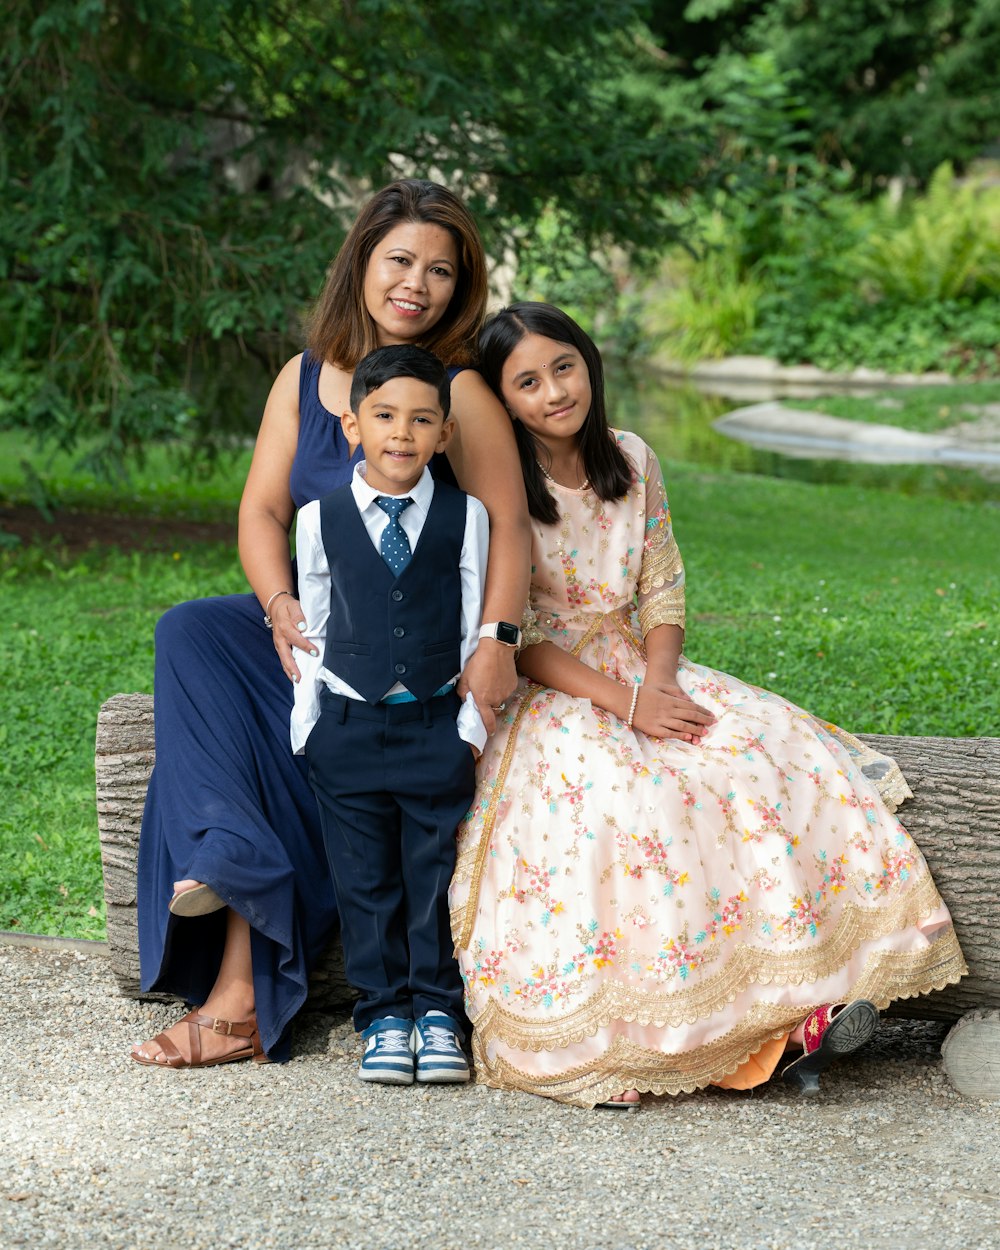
[
  {"left": 0, "top": 429, "right": 255, "bottom": 521},
  {"left": 2, "top": 426, "right": 998, "bottom": 940},
  {"left": 778, "top": 380, "right": 1000, "bottom": 434}
]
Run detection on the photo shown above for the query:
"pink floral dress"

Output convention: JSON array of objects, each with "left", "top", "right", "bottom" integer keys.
[{"left": 450, "top": 430, "right": 965, "bottom": 1107}]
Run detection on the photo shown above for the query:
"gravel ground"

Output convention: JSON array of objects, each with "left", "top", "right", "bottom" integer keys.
[{"left": 2, "top": 941, "right": 998, "bottom": 1250}]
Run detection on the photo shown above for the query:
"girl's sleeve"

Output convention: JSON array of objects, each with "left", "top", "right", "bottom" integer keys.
[{"left": 637, "top": 442, "right": 686, "bottom": 637}]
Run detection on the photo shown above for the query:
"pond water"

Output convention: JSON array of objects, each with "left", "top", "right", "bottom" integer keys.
[{"left": 610, "top": 370, "right": 1000, "bottom": 503}]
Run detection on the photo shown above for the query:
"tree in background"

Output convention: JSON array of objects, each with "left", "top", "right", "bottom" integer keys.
[
  {"left": 649, "top": 0, "right": 1000, "bottom": 185},
  {"left": 1, "top": 0, "right": 704, "bottom": 466}
]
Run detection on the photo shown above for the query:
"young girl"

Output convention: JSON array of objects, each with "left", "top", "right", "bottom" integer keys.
[{"left": 449, "top": 302, "right": 965, "bottom": 1109}]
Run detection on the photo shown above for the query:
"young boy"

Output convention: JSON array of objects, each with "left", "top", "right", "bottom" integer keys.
[{"left": 291, "top": 344, "right": 490, "bottom": 1086}]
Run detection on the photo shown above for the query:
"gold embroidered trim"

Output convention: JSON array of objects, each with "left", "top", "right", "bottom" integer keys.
[
  {"left": 824, "top": 725, "right": 914, "bottom": 813},
  {"left": 469, "top": 932, "right": 966, "bottom": 1105},
  {"left": 638, "top": 531, "right": 683, "bottom": 596},
  {"left": 519, "top": 605, "right": 545, "bottom": 649},
  {"left": 467, "top": 874, "right": 952, "bottom": 1053},
  {"left": 638, "top": 585, "right": 686, "bottom": 635}
]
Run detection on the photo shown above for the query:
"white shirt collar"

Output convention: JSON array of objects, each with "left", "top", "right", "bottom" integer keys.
[{"left": 351, "top": 461, "right": 435, "bottom": 515}]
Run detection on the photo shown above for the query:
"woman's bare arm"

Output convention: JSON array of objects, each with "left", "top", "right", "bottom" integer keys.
[
  {"left": 238, "top": 353, "right": 312, "bottom": 682},
  {"left": 447, "top": 369, "right": 532, "bottom": 730}
]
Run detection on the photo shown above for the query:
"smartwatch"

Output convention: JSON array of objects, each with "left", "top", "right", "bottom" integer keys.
[{"left": 479, "top": 621, "right": 522, "bottom": 648}]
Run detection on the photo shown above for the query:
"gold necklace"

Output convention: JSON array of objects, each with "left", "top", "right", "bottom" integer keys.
[{"left": 536, "top": 459, "right": 590, "bottom": 491}]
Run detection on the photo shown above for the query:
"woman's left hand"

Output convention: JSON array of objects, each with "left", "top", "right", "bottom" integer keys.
[{"left": 458, "top": 640, "right": 518, "bottom": 735}]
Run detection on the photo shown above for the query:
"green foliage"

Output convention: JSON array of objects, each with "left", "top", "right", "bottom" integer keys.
[
  {"left": 651, "top": 0, "right": 1000, "bottom": 184},
  {"left": 748, "top": 294, "right": 1000, "bottom": 377},
  {"left": 1, "top": 0, "right": 703, "bottom": 472},
  {"left": 858, "top": 165, "right": 1000, "bottom": 303},
  {"left": 649, "top": 211, "right": 763, "bottom": 362},
  {"left": 651, "top": 161, "right": 1000, "bottom": 376}
]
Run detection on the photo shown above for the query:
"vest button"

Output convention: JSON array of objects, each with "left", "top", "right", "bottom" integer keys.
[
  {"left": 393, "top": 627, "right": 405, "bottom": 638},
  {"left": 394, "top": 663, "right": 406, "bottom": 675},
  {"left": 391, "top": 589, "right": 404, "bottom": 602}
]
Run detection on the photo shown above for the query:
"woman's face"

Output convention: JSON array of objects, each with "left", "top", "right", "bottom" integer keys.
[
  {"left": 363, "top": 221, "right": 459, "bottom": 346},
  {"left": 499, "top": 332, "right": 592, "bottom": 454}
]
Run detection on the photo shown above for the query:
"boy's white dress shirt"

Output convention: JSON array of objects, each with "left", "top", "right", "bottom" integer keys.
[{"left": 290, "top": 462, "right": 489, "bottom": 755}]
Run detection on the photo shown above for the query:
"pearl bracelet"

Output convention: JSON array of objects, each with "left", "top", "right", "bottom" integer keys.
[
  {"left": 263, "top": 589, "right": 293, "bottom": 630},
  {"left": 626, "top": 681, "right": 641, "bottom": 729}
]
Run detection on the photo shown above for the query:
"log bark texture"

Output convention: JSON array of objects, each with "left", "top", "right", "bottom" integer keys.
[
  {"left": 95, "top": 695, "right": 998, "bottom": 1021},
  {"left": 858, "top": 733, "right": 1000, "bottom": 1022}
]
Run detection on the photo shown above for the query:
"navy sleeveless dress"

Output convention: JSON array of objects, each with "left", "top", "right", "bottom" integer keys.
[{"left": 136, "top": 351, "right": 460, "bottom": 1060}]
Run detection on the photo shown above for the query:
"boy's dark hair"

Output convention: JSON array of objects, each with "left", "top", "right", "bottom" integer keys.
[
  {"left": 350, "top": 344, "right": 451, "bottom": 417},
  {"left": 477, "top": 301, "right": 632, "bottom": 524}
]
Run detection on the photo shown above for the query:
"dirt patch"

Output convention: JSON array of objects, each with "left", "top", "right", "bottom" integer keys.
[{"left": 0, "top": 504, "right": 235, "bottom": 557}]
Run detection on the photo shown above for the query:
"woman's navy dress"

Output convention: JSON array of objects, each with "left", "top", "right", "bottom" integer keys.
[{"left": 137, "top": 352, "right": 459, "bottom": 1060}]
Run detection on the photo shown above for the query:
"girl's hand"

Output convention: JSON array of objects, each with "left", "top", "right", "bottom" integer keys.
[
  {"left": 458, "top": 640, "right": 518, "bottom": 736},
  {"left": 268, "top": 595, "right": 316, "bottom": 683},
  {"left": 631, "top": 682, "right": 715, "bottom": 743}
]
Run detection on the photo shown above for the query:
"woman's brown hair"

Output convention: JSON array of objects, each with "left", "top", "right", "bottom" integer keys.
[{"left": 305, "top": 179, "right": 487, "bottom": 369}]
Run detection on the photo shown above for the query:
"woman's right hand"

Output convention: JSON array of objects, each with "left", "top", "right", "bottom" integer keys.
[
  {"left": 268, "top": 594, "right": 317, "bottom": 683},
  {"left": 631, "top": 682, "right": 715, "bottom": 744}
]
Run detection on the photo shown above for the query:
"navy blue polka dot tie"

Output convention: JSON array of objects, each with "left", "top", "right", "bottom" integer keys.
[{"left": 375, "top": 495, "right": 414, "bottom": 575}]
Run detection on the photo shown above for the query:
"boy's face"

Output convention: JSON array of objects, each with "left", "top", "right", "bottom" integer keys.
[{"left": 341, "top": 375, "right": 453, "bottom": 494}]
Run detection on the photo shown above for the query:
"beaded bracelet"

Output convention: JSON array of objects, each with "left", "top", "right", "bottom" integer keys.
[
  {"left": 263, "top": 589, "right": 293, "bottom": 630},
  {"left": 626, "top": 681, "right": 642, "bottom": 729}
]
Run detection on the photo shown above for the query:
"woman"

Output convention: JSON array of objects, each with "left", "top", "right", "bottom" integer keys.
[
  {"left": 132, "top": 181, "right": 530, "bottom": 1068},
  {"left": 449, "top": 302, "right": 965, "bottom": 1108}
]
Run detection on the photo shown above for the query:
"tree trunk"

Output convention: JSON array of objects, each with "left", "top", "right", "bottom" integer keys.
[{"left": 95, "top": 694, "right": 999, "bottom": 1021}]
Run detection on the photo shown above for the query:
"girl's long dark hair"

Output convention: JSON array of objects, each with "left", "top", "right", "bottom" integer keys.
[{"left": 477, "top": 302, "right": 632, "bottom": 524}]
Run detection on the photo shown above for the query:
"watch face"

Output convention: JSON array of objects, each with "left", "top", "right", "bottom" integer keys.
[{"left": 496, "top": 621, "right": 520, "bottom": 646}]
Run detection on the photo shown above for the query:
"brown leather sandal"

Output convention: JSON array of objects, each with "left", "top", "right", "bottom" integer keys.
[{"left": 130, "top": 1010, "right": 268, "bottom": 1069}]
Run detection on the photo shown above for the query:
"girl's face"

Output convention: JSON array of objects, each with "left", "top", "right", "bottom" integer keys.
[
  {"left": 363, "top": 221, "right": 459, "bottom": 346},
  {"left": 499, "top": 332, "right": 592, "bottom": 454}
]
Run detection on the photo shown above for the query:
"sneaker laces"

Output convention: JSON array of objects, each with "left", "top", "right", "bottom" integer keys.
[
  {"left": 374, "top": 1031, "right": 411, "bottom": 1053},
  {"left": 421, "top": 1025, "right": 459, "bottom": 1050}
]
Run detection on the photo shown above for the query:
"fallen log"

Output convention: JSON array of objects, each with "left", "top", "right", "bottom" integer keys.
[{"left": 95, "top": 696, "right": 1000, "bottom": 1024}]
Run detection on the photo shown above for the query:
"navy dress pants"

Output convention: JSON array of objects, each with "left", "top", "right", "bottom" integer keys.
[{"left": 304, "top": 690, "right": 474, "bottom": 1031}]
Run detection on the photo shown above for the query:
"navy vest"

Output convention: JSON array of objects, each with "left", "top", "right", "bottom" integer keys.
[{"left": 318, "top": 482, "right": 467, "bottom": 704}]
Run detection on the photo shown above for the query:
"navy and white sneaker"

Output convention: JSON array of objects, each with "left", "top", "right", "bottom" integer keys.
[
  {"left": 358, "top": 1017, "right": 414, "bottom": 1084},
  {"left": 412, "top": 1011, "right": 470, "bottom": 1084}
]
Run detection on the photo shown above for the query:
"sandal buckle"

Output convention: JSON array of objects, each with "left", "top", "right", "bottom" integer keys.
[{"left": 212, "top": 1017, "right": 234, "bottom": 1035}]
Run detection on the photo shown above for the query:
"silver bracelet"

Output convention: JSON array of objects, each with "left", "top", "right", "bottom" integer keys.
[
  {"left": 263, "top": 589, "right": 293, "bottom": 630},
  {"left": 626, "top": 681, "right": 641, "bottom": 729}
]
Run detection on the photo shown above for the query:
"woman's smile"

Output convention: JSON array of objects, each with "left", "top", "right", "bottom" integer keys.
[{"left": 364, "top": 221, "right": 458, "bottom": 345}]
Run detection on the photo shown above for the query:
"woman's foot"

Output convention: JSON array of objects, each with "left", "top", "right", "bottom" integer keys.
[
  {"left": 131, "top": 907, "right": 258, "bottom": 1066},
  {"left": 599, "top": 1089, "right": 641, "bottom": 1109},
  {"left": 131, "top": 1007, "right": 264, "bottom": 1068},
  {"left": 168, "top": 879, "right": 226, "bottom": 917}
]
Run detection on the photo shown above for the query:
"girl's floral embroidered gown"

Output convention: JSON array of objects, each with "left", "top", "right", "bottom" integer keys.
[{"left": 450, "top": 430, "right": 965, "bottom": 1107}]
